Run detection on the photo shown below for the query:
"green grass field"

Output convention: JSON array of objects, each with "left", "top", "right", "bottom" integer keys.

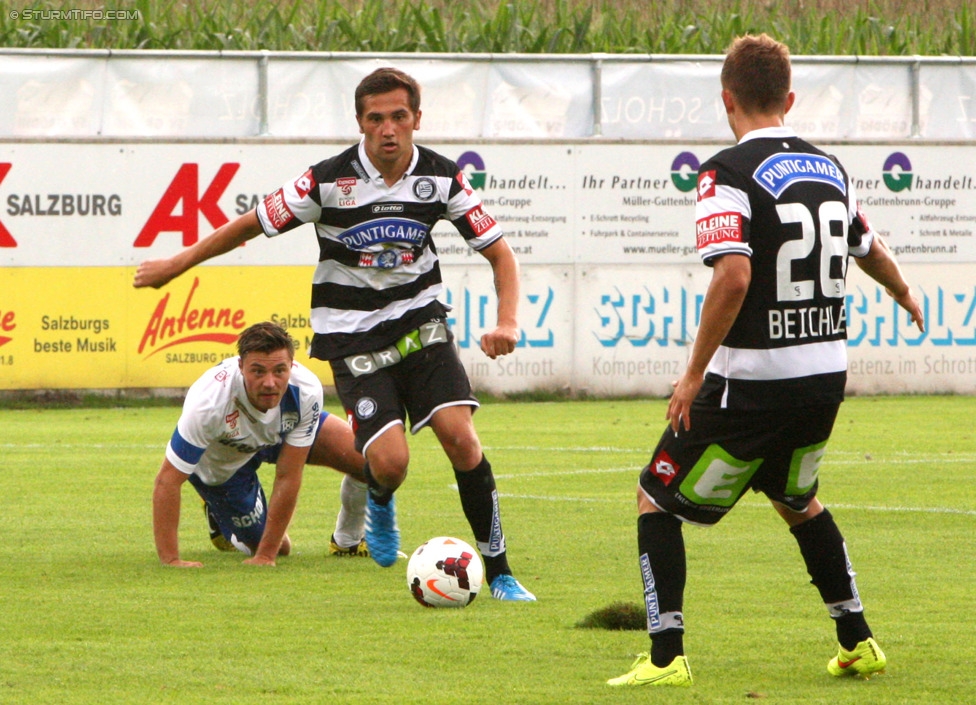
[{"left": 1, "top": 396, "right": 973, "bottom": 704}]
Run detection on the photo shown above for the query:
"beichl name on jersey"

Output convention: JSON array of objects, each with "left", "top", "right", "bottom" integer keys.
[
  {"left": 769, "top": 304, "right": 846, "bottom": 341},
  {"left": 753, "top": 153, "right": 846, "bottom": 199}
]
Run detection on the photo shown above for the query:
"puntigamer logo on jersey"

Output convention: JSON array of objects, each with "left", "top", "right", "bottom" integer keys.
[
  {"left": 138, "top": 276, "right": 245, "bottom": 363},
  {"left": 753, "top": 152, "right": 846, "bottom": 199},
  {"left": 338, "top": 218, "right": 429, "bottom": 250},
  {"left": 670, "top": 152, "right": 700, "bottom": 193}
]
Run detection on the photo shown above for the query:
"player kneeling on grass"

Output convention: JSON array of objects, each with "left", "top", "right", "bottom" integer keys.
[
  {"left": 608, "top": 33, "right": 924, "bottom": 687},
  {"left": 152, "top": 321, "right": 370, "bottom": 567}
]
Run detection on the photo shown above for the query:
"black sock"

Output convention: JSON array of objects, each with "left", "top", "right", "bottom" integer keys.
[
  {"left": 790, "top": 508, "right": 872, "bottom": 649},
  {"left": 363, "top": 462, "right": 393, "bottom": 506},
  {"left": 835, "top": 612, "right": 872, "bottom": 651},
  {"left": 651, "top": 631, "right": 684, "bottom": 668},
  {"left": 454, "top": 455, "right": 510, "bottom": 583},
  {"left": 637, "top": 512, "right": 686, "bottom": 666}
]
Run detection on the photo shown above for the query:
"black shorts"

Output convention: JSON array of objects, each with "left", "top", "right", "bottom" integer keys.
[
  {"left": 638, "top": 403, "right": 839, "bottom": 525},
  {"left": 330, "top": 334, "right": 477, "bottom": 453}
]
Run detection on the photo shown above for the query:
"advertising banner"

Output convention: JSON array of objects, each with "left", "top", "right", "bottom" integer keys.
[
  {"left": 1, "top": 141, "right": 974, "bottom": 394},
  {"left": 1, "top": 266, "right": 335, "bottom": 389}
]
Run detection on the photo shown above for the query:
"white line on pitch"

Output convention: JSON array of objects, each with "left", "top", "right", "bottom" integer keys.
[
  {"left": 493, "top": 493, "right": 976, "bottom": 516},
  {"left": 1, "top": 443, "right": 162, "bottom": 449},
  {"left": 484, "top": 449, "right": 976, "bottom": 466}
]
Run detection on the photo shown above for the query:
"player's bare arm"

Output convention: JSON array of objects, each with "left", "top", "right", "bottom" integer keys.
[
  {"left": 244, "top": 442, "right": 309, "bottom": 566},
  {"left": 133, "top": 209, "right": 264, "bottom": 290},
  {"left": 152, "top": 459, "right": 203, "bottom": 568},
  {"left": 668, "top": 253, "right": 751, "bottom": 433},
  {"left": 477, "top": 238, "right": 520, "bottom": 359},
  {"left": 854, "top": 234, "right": 925, "bottom": 333}
]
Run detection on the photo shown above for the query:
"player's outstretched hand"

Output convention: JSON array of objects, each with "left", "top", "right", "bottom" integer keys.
[
  {"left": 480, "top": 325, "right": 519, "bottom": 359},
  {"left": 133, "top": 259, "right": 179, "bottom": 289},
  {"left": 887, "top": 285, "right": 925, "bottom": 333}
]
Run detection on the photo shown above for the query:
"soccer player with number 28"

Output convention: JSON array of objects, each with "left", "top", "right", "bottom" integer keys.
[{"left": 608, "top": 34, "right": 924, "bottom": 687}]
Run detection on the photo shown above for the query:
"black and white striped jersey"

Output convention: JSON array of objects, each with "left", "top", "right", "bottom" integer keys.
[
  {"left": 256, "top": 140, "right": 504, "bottom": 360},
  {"left": 694, "top": 126, "right": 875, "bottom": 409}
]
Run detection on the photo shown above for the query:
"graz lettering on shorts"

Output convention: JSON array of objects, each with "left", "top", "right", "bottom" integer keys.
[{"left": 344, "top": 321, "right": 449, "bottom": 377}]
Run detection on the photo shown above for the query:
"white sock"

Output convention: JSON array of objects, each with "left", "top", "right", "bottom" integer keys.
[{"left": 333, "top": 475, "right": 367, "bottom": 548}]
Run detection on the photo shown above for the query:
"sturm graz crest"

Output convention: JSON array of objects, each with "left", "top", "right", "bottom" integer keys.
[
  {"left": 355, "top": 397, "right": 378, "bottom": 420},
  {"left": 412, "top": 177, "right": 435, "bottom": 200}
]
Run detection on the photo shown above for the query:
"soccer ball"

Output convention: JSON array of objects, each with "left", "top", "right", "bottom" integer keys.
[{"left": 406, "top": 536, "right": 484, "bottom": 608}]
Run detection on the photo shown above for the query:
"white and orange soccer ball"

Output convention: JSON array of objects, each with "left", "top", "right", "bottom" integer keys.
[{"left": 406, "top": 536, "right": 484, "bottom": 608}]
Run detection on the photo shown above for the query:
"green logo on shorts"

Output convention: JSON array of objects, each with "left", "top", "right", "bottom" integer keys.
[
  {"left": 785, "top": 441, "right": 827, "bottom": 495},
  {"left": 679, "top": 445, "right": 763, "bottom": 508}
]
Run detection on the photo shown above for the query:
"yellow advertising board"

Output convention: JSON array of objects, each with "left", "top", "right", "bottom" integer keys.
[{"left": 0, "top": 266, "right": 335, "bottom": 390}]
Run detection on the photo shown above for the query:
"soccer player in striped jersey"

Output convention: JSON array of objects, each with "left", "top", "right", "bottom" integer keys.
[
  {"left": 608, "top": 34, "right": 924, "bottom": 687},
  {"left": 135, "top": 68, "right": 535, "bottom": 600}
]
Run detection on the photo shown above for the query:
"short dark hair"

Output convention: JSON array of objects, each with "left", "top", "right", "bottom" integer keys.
[
  {"left": 355, "top": 67, "right": 421, "bottom": 117},
  {"left": 721, "top": 34, "right": 791, "bottom": 115},
  {"left": 237, "top": 321, "right": 295, "bottom": 359}
]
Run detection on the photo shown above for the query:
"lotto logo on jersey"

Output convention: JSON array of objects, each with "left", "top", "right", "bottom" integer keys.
[
  {"left": 465, "top": 205, "right": 497, "bottom": 236},
  {"left": 294, "top": 169, "right": 315, "bottom": 199},
  {"left": 696, "top": 212, "right": 742, "bottom": 248},
  {"left": 263, "top": 189, "right": 295, "bottom": 231},
  {"left": 697, "top": 170, "right": 717, "bottom": 200},
  {"left": 650, "top": 450, "right": 679, "bottom": 486}
]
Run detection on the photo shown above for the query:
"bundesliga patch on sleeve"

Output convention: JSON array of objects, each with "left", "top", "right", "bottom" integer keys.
[
  {"left": 696, "top": 211, "right": 742, "bottom": 249},
  {"left": 263, "top": 188, "right": 295, "bottom": 231},
  {"left": 465, "top": 205, "right": 497, "bottom": 236},
  {"left": 697, "top": 170, "right": 717, "bottom": 200}
]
